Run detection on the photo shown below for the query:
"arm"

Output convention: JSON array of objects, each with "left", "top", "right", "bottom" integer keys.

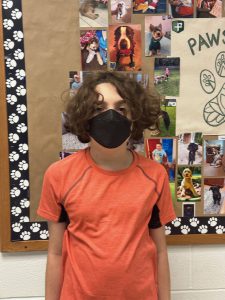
[
  {"left": 45, "top": 221, "right": 67, "bottom": 300},
  {"left": 149, "top": 226, "right": 171, "bottom": 300}
]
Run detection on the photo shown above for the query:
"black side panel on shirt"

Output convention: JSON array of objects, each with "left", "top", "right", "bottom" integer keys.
[
  {"left": 148, "top": 204, "right": 162, "bottom": 229},
  {"left": 58, "top": 204, "right": 70, "bottom": 226}
]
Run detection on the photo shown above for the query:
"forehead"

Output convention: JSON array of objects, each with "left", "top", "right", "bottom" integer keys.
[{"left": 95, "top": 82, "right": 124, "bottom": 105}]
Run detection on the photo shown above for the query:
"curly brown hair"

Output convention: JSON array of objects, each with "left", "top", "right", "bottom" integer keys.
[{"left": 65, "top": 71, "right": 161, "bottom": 143}]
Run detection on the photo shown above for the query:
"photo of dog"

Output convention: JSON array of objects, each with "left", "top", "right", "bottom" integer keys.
[
  {"left": 196, "top": 0, "right": 222, "bottom": 18},
  {"left": 111, "top": 0, "right": 132, "bottom": 24},
  {"left": 79, "top": 0, "right": 108, "bottom": 27},
  {"left": 177, "top": 166, "right": 201, "bottom": 201},
  {"left": 145, "top": 16, "right": 171, "bottom": 57},
  {"left": 169, "top": 0, "right": 194, "bottom": 18},
  {"left": 133, "top": 0, "right": 167, "bottom": 14},
  {"left": 178, "top": 132, "right": 203, "bottom": 165},
  {"left": 204, "top": 178, "right": 225, "bottom": 214}
]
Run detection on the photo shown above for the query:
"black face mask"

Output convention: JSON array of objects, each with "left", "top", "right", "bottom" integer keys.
[{"left": 88, "top": 109, "right": 132, "bottom": 149}]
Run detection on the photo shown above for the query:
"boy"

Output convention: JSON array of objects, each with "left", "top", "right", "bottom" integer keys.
[{"left": 37, "top": 71, "right": 176, "bottom": 300}]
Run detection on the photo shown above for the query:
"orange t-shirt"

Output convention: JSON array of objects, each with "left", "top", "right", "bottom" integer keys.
[{"left": 37, "top": 148, "right": 176, "bottom": 300}]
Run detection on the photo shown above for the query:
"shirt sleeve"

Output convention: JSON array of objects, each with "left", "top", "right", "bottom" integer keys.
[
  {"left": 149, "top": 168, "right": 176, "bottom": 229},
  {"left": 37, "top": 165, "right": 67, "bottom": 223}
]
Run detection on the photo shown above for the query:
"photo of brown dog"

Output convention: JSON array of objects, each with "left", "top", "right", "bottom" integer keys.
[{"left": 79, "top": 0, "right": 108, "bottom": 27}]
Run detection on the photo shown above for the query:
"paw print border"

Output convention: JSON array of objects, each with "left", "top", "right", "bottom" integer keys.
[{"left": 1, "top": 1, "right": 225, "bottom": 250}]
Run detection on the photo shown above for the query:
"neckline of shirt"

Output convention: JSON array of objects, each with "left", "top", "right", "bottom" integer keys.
[{"left": 84, "top": 147, "right": 139, "bottom": 176}]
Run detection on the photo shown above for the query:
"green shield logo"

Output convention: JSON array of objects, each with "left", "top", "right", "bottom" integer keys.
[{"left": 172, "top": 20, "right": 184, "bottom": 33}]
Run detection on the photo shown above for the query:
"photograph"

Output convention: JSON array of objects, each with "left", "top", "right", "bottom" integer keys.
[
  {"left": 154, "top": 57, "right": 180, "bottom": 96},
  {"left": 196, "top": 0, "right": 222, "bottom": 18},
  {"left": 168, "top": 0, "right": 194, "bottom": 18},
  {"left": 204, "top": 178, "right": 225, "bottom": 214},
  {"left": 120, "top": 72, "right": 149, "bottom": 88},
  {"left": 110, "top": 0, "right": 132, "bottom": 24},
  {"left": 79, "top": 0, "right": 108, "bottom": 27},
  {"left": 177, "top": 166, "right": 201, "bottom": 202},
  {"left": 80, "top": 30, "right": 107, "bottom": 71},
  {"left": 145, "top": 16, "right": 172, "bottom": 57},
  {"left": 69, "top": 71, "right": 83, "bottom": 95},
  {"left": 133, "top": 0, "right": 167, "bottom": 14},
  {"left": 182, "top": 202, "right": 195, "bottom": 217},
  {"left": 178, "top": 132, "right": 203, "bottom": 165},
  {"left": 144, "top": 98, "right": 176, "bottom": 137},
  {"left": 145, "top": 138, "right": 176, "bottom": 182},
  {"left": 203, "top": 139, "right": 225, "bottom": 177},
  {"left": 109, "top": 24, "right": 142, "bottom": 71}
]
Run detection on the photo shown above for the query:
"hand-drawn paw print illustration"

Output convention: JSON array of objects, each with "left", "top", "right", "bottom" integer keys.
[
  {"left": 18, "top": 160, "right": 29, "bottom": 171},
  {"left": 7, "top": 94, "right": 17, "bottom": 105},
  {"left": 8, "top": 113, "right": 19, "bottom": 124},
  {"left": 165, "top": 226, "right": 171, "bottom": 235},
  {"left": 12, "top": 222, "right": 23, "bottom": 233},
  {"left": 215, "top": 225, "right": 225, "bottom": 234},
  {"left": 19, "top": 179, "right": 29, "bottom": 190},
  {"left": 6, "top": 77, "right": 17, "bottom": 88},
  {"left": 11, "top": 169, "right": 21, "bottom": 180},
  {"left": 11, "top": 8, "right": 22, "bottom": 20},
  {"left": 9, "top": 151, "right": 20, "bottom": 162},
  {"left": 208, "top": 217, "right": 218, "bottom": 227},
  {"left": 16, "top": 85, "right": 26, "bottom": 96},
  {"left": 16, "top": 104, "right": 27, "bottom": 115},
  {"left": 10, "top": 187, "right": 21, "bottom": 198},
  {"left": 201, "top": 51, "right": 225, "bottom": 127},
  {"left": 6, "top": 58, "right": 17, "bottom": 69},
  {"left": 13, "top": 30, "right": 23, "bottom": 42},
  {"left": 40, "top": 230, "right": 49, "bottom": 240},
  {"left": 30, "top": 223, "right": 41, "bottom": 233},
  {"left": 198, "top": 225, "right": 208, "bottom": 234},
  {"left": 20, "top": 231, "right": 31, "bottom": 241},
  {"left": 2, "top": 0, "right": 13, "bottom": 9},
  {"left": 172, "top": 218, "right": 181, "bottom": 227},
  {"left": 3, "top": 19, "right": 14, "bottom": 30},
  {"left": 18, "top": 143, "right": 28, "bottom": 154},
  {"left": 20, "top": 198, "right": 30, "bottom": 208},
  {"left": 11, "top": 206, "right": 22, "bottom": 216},
  {"left": 181, "top": 225, "right": 190, "bottom": 235},
  {"left": 15, "top": 69, "right": 26, "bottom": 80},
  {"left": 4, "top": 39, "right": 15, "bottom": 50},
  {"left": 14, "top": 49, "right": 24, "bottom": 60},
  {"left": 19, "top": 216, "right": 30, "bottom": 222},
  {"left": 189, "top": 217, "right": 199, "bottom": 227},
  {"left": 17, "top": 123, "right": 27, "bottom": 133},
  {"left": 9, "top": 133, "right": 19, "bottom": 143}
]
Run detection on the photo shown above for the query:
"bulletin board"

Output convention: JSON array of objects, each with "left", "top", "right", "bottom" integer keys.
[{"left": 0, "top": 0, "right": 225, "bottom": 252}]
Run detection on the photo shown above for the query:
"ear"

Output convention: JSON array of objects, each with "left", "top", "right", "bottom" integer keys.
[
  {"left": 158, "top": 23, "right": 162, "bottom": 30},
  {"left": 150, "top": 24, "right": 154, "bottom": 32}
]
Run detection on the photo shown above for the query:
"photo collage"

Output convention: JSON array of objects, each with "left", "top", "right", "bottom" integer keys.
[{"left": 61, "top": 0, "right": 225, "bottom": 219}]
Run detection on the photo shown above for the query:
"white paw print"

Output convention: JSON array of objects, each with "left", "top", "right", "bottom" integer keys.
[
  {"left": 16, "top": 85, "right": 26, "bottom": 96},
  {"left": 40, "top": 230, "right": 49, "bottom": 239},
  {"left": 198, "top": 225, "right": 208, "bottom": 234},
  {"left": 11, "top": 206, "right": 22, "bottom": 216},
  {"left": 15, "top": 69, "right": 26, "bottom": 80},
  {"left": 9, "top": 151, "right": 19, "bottom": 162},
  {"left": 8, "top": 113, "right": 19, "bottom": 124},
  {"left": 12, "top": 222, "right": 23, "bottom": 232},
  {"left": 10, "top": 187, "right": 21, "bottom": 198},
  {"left": 6, "top": 94, "right": 17, "bottom": 105},
  {"left": 189, "top": 217, "right": 200, "bottom": 227},
  {"left": 20, "top": 198, "right": 30, "bottom": 208},
  {"left": 165, "top": 226, "right": 171, "bottom": 235},
  {"left": 30, "top": 223, "right": 41, "bottom": 233},
  {"left": 208, "top": 217, "right": 218, "bottom": 227},
  {"left": 172, "top": 218, "right": 181, "bottom": 227},
  {"left": 215, "top": 225, "right": 225, "bottom": 234},
  {"left": 4, "top": 39, "right": 15, "bottom": 50},
  {"left": 10, "top": 169, "right": 21, "bottom": 180},
  {"left": 13, "top": 30, "right": 23, "bottom": 42},
  {"left": 20, "top": 231, "right": 31, "bottom": 241},
  {"left": 181, "top": 225, "right": 190, "bottom": 235},
  {"left": 2, "top": 0, "right": 13, "bottom": 9},
  {"left": 6, "top": 58, "right": 17, "bottom": 69},
  {"left": 17, "top": 123, "right": 27, "bottom": 133},
  {"left": 14, "top": 49, "right": 24, "bottom": 60},
  {"left": 11, "top": 8, "right": 22, "bottom": 19},
  {"left": 19, "top": 216, "right": 29, "bottom": 222},
  {"left": 18, "top": 160, "right": 28, "bottom": 171},
  {"left": 19, "top": 179, "right": 29, "bottom": 190},
  {"left": 16, "top": 104, "right": 27, "bottom": 115},
  {"left": 18, "top": 143, "right": 28, "bottom": 154},
  {"left": 6, "top": 77, "right": 17, "bottom": 88},
  {"left": 3, "top": 19, "right": 14, "bottom": 30},
  {"left": 9, "top": 133, "right": 20, "bottom": 143}
]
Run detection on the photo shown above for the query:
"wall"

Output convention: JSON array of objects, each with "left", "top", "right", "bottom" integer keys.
[{"left": 1, "top": 245, "right": 225, "bottom": 300}]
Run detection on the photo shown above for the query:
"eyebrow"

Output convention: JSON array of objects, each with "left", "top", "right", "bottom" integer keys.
[{"left": 96, "top": 99, "right": 127, "bottom": 105}]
